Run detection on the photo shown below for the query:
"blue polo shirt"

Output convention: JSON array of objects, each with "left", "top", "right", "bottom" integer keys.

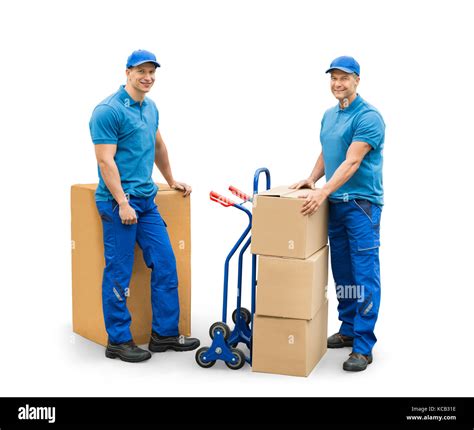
[
  {"left": 320, "top": 94, "right": 385, "bottom": 206},
  {"left": 89, "top": 85, "right": 159, "bottom": 202}
]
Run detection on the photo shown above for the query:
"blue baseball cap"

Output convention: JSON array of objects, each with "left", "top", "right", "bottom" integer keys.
[
  {"left": 126, "top": 49, "right": 160, "bottom": 69},
  {"left": 326, "top": 56, "right": 360, "bottom": 76}
]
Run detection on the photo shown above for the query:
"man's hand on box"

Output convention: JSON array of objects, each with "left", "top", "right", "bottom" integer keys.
[
  {"left": 289, "top": 178, "right": 315, "bottom": 190},
  {"left": 119, "top": 202, "right": 138, "bottom": 225},
  {"left": 298, "top": 189, "right": 328, "bottom": 216},
  {"left": 171, "top": 181, "right": 192, "bottom": 197}
]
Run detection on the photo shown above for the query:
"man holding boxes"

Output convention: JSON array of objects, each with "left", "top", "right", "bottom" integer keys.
[{"left": 291, "top": 56, "right": 385, "bottom": 372}]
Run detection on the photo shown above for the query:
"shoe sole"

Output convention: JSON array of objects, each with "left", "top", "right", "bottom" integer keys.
[
  {"left": 148, "top": 343, "right": 200, "bottom": 353},
  {"left": 105, "top": 350, "right": 152, "bottom": 363},
  {"left": 327, "top": 340, "right": 353, "bottom": 349},
  {"left": 343, "top": 363, "right": 367, "bottom": 372}
]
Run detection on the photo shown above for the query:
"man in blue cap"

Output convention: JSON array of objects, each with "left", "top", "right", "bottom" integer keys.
[
  {"left": 291, "top": 56, "right": 385, "bottom": 372},
  {"left": 89, "top": 49, "right": 200, "bottom": 362}
]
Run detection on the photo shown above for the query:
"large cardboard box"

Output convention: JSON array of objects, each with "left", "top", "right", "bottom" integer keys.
[
  {"left": 252, "top": 301, "right": 328, "bottom": 377},
  {"left": 256, "top": 245, "right": 328, "bottom": 320},
  {"left": 251, "top": 186, "right": 328, "bottom": 259},
  {"left": 71, "top": 183, "right": 191, "bottom": 346}
]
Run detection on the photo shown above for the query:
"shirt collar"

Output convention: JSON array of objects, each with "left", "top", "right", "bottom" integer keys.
[
  {"left": 118, "top": 85, "right": 148, "bottom": 107},
  {"left": 336, "top": 94, "right": 362, "bottom": 113}
]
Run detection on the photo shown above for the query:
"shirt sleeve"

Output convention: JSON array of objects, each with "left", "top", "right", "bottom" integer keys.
[
  {"left": 352, "top": 110, "right": 385, "bottom": 150},
  {"left": 89, "top": 105, "right": 120, "bottom": 144}
]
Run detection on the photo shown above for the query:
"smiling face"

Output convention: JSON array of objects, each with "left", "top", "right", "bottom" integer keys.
[
  {"left": 125, "top": 62, "right": 156, "bottom": 95},
  {"left": 330, "top": 69, "right": 360, "bottom": 103}
]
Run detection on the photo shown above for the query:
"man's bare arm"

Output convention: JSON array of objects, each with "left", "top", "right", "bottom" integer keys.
[
  {"left": 94, "top": 144, "right": 137, "bottom": 224},
  {"left": 299, "top": 141, "right": 372, "bottom": 215},
  {"left": 95, "top": 144, "right": 127, "bottom": 204},
  {"left": 154, "top": 130, "right": 175, "bottom": 186},
  {"left": 321, "top": 141, "right": 372, "bottom": 197},
  {"left": 155, "top": 130, "right": 192, "bottom": 197}
]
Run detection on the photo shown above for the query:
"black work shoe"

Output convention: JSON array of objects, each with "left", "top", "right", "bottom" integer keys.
[
  {"left": 148, "top": 331, "right": 200, "bottom": 352},
  {"left": 343, "top": 352, "right": 373, "bottom": 372},
  {"left": 327, "top": 332, "right": 354, "bottom": 348},
  {"left": 105, "top": 340, "right": 152, "bottom": 363}
]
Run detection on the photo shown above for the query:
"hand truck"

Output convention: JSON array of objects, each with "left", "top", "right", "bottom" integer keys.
[{"left": 195, "top": 168, "right": 271, "bottom": 369}]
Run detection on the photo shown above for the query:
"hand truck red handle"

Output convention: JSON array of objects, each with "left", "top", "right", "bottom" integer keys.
[
  {"left": 210, "top": 191, "right": 236, "bottom": 207},
  {"left": 228, "top": 186, "right": 252, "bottom": 202}
]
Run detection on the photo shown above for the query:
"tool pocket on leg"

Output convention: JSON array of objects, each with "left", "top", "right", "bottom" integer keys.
[
  {"left": 354, "top": 239, "right": 380, "bottom": 318},
  {"left": 357, "top": 239, "right": 380, "bottom": 253}
]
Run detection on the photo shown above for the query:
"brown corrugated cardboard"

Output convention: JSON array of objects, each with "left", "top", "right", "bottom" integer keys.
[
  {"left": 251, "top": 186, "right": 328, "bottom": 259},
  {"left": 71, "top": 183, "right": 191, "bottom": 346},
  {"left": 252, "top": 300, "right": 328, "bottom": 377},
  {"left": 256, "top": 245, "right": 328, "bottom": 320}
]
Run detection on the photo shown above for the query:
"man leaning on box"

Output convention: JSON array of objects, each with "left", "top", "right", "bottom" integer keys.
[
  {"left": 89, "top": 49, "right": 200, "bottom": 363},
  {"left": 291, "top": 56, "right": 385, "bottom": 372}
]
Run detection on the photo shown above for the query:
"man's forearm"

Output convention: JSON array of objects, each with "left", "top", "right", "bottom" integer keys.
[
  {"left": 154, "top": 145, "right": 174, "bottom": 185},
  {"left": 308, "top": 153, "right": 325, "bottom": 183},
  {"left": 321, "top": 159, "right": 360, "bottom": 197},
  {"left": 98, "top": 160, "right": 128, "bottom": 204}
]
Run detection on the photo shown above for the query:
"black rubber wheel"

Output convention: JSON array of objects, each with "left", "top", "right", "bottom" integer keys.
[
  {"left": 209, "top": 322, "right": 231, "bottom": 340},
  {"left": 195, "top": 347, "right": 216, "bottom": 368},
  {"left": 232, "top": 307, "right": 251, "bottom": 325},
  {"left": 225, "top": 348, "right": 246, "bottom": 370}
]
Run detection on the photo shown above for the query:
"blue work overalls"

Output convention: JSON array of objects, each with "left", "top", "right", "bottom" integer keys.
[
  {"left": 328, "top": 198, "right": 382, "bottom": 356},
  {"left": 96, "top": 194, "right": 179, "bottom": 344}
]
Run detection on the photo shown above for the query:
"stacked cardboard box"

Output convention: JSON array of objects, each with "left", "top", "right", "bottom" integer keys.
[
  {"left": 251, "top": 186, "right": 329, "bottom": 377},
  {"left": 71, "top": 183, "right": 191, "bottom": 346}
]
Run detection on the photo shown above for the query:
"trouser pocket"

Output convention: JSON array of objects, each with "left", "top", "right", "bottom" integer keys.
[
  {"left": 352, "top": 239, "right": 380, "bottom": 318},
  {"left": 353, "top": 199, "right": 374, "bottom": 223}
]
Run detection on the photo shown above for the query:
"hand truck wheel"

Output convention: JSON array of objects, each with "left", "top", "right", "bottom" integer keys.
[
  {"left": 231, "top": 307, "right": 251, "bottom": 325},
  {"left": 195, "top": 347, "right": 216, "bottom": 368},
  {"left": 209, "top": 322, "right": 231, "bottom": 340},
  {"left": 225, "top": 348, "right": 246, "bottom": 370}
]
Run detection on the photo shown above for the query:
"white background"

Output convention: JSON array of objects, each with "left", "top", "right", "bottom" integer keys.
[{"left": 0, "top": 0, "right": 473, "bottom": 397}]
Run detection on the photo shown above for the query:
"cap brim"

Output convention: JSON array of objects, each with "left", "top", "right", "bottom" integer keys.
[
  {"left": 326, "top": 66, "right": 356, "bottom": 74},
  {"left": 129, "top": 60, "right": 161, "bottom": 68}
]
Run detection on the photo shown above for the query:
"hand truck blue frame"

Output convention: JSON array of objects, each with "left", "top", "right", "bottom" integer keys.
[{"left": 195, "top": 168, "right": 271, "bottom": 369}]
